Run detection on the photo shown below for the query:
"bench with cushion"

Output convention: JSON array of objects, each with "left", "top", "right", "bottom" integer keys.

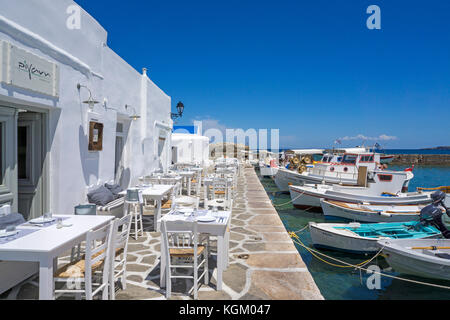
[{"left": 86, "top": 181, "right": 125, "bottom": 218}]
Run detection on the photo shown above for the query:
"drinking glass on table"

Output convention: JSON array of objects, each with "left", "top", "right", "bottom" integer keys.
[{"left": 44, "top": 212, "right": 52, "bottom": 221}]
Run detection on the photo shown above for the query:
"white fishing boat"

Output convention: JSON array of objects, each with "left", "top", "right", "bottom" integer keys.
[
  {"left": 258, "top": 151, "right": 279, "bottom": 177},
  {"left": 259, "top": 162, "right": 279, "bottom": 177},
  {"left": 274, "top": 148, "right": 407, "bottom": 193},
  {"left": 378, "top": 239, "right": 450, "bottom": 281},
  {"left": 309, "top": 221, "right": 441, "bottom": 254},
  {"left": 289, "top": 180, "right": 431, "bottom": 211},
  {"left": 320, "top": 200, "right": 426, "bottom": 222}
]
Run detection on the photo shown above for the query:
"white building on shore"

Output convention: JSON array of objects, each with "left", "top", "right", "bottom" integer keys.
[{"left": 0, "top": 0, "right": 173, "bottom": 220}]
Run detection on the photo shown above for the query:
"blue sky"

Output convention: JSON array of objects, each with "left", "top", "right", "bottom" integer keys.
[{"left": 75, "top": 0, "right": 449, "bottom": 149}]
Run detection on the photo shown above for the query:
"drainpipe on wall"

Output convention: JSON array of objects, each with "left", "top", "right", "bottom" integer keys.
[{"left": 140, "top": 68, "right": 148, "bottom": 139}]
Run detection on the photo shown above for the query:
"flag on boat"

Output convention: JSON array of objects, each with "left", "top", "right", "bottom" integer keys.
[
  {"left": 374, "top": 142, "right": 381, "bottom": 149},
  {"left": 334, "top": 139, "right": 342, "bottom": 145},
  {"left": 405, "top": 165, "right": 415, "bottom": 172}
]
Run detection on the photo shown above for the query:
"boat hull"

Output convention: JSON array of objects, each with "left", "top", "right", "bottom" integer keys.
[
  {"left": 274, "top": 168, "right": 357, "bottom": 193},
  {"left": 260, "top": 165, "right": 278, "bottom": 177},
  {"left": 289, "top": 185, "right": 432, "bottom": 212},
  {"left": 320, "top": 199, "right": 420, "bottom": 223},
  {"left": 379, "top": 239, "right": 450, "bottom": 281},
  {"left": 309, "top": 222, "right": 439, "bottom": 254},
  {"left": 309, "top": 223, "right": 380, "bottom": 254}
]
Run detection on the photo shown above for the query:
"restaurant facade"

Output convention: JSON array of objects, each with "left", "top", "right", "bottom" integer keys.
[{"left": 0, "top": 0, "right": 173, "bottom": 220}]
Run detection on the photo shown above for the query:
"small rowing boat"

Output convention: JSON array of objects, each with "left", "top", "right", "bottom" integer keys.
[
  {"left": 320, "top": 199, "right": 425, "bottom": 222},
  {"left": 309, "top": 221, "right": 440, "bottom": 254},
  {"left": 378, "top": 239, "right": 450, "bottom": 281}
]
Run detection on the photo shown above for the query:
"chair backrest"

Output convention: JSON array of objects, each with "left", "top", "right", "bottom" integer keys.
[
  {"left": 74, "top": 204, "right": 97, "bottom": 216},
  {"left": 125, "top": 189, "right": 140, "bottom": 202},
  {"left": 211, "top": 178, "right": 231, "bottom": 200},
  {"left": 161, "top": 220, "right": 200, "bottom": 261},
  {"left": 110, "top": 215, "right": 132, "bottom": 257},
  {"left": 84, "top": 222, "right": 112, "bottom": 295}
]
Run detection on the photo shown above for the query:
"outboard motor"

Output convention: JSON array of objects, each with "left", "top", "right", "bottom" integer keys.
[{"left": 419, "top": 191, "right": 450, "bottom": 238}]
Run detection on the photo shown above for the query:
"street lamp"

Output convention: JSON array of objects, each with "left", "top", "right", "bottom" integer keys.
[{"left": 171, "top": 101, "right": 184, "bottom": 120}]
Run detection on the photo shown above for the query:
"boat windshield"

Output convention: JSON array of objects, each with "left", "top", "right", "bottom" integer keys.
[{"left": 342, "top": 154, "right": 358, "bottom": 164}]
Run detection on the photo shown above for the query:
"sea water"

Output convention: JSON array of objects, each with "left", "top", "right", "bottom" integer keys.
[{"left": 258, "top": 165, "right": 450, "bottom": 300}]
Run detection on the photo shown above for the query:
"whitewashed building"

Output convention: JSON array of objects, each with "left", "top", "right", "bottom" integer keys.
[
  {"left": 0, "top": 0, "right": 173, "bottom": 220},
  {"left": 171, "top": 133, "right": 210, "bottom": 167}
]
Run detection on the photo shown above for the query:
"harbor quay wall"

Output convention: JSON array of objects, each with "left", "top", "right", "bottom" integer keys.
[{"left": 390, "top": 154, "right": 450, "bottom": 166}]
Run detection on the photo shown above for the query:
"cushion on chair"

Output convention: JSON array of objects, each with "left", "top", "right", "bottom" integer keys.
[
  {"left": 169, "top": 246, "right": 205, "bottom": 257},
  {"left": 161, "top": 199, "right": 172, "bottom": 209},
  {"left": 105, "top": 183, "right": 124, "bottom": 199},
  {"left": 87, "top": 186, "right": 115, "bottom": 206},
  {"left": 55, "top": 248, "right": 123, "bottom": 278}
]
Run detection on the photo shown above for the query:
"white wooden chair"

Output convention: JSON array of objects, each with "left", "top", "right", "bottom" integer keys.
[
  {"left": 189, "top": 171, "right": 202, "bottom": 197},
  {"left": 54, "top": 222, "right": 113, "bottom": 300},
  {"left": 161, "top": 220, "right": 208, "bottom": 299},
  {"left": 109, "top": 214, "right": 132, "bottom": 300},
  {"left": 171, "top": 183, "right": 200, "bottom": 210},
  {"left": 123, "top": 189, "right": 144, "bottom": 240}
]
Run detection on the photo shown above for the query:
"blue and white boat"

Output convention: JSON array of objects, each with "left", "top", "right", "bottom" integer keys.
[{"left": 309, "top": 221, "right": 441, "bottom": 254}]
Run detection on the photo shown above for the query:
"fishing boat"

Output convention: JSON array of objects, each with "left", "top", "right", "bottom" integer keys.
[
  {"left": 258, "top": 151, "right": 279, "bottom": 177},
  {"left": 289, "top": 169, "right": 427, "bottom": 210},
  {"left": 378, "top": 239, "right": 450, "bottom": 281},
  {"left": 274, "top": 148, "right": 408, "bottom": 193},
  {"left": 309, "top": 221, "right": 441, "bottom": 254},
  {"left": 320, "top": 199, "right": 426, "bottom": 222}
]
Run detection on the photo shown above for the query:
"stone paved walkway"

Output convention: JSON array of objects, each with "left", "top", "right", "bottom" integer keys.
[{"left": 0, "top": 167, "right": 323, "bottom": 300}]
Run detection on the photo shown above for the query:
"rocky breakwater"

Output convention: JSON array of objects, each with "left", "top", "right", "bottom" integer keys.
[{"left": 391, "top": 154, "right": 450, "bottom": 166}]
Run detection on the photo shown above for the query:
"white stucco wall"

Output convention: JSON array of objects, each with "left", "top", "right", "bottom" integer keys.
[
  {"left": 172, "top": 134, "right": 210, "bottom": 166},
  {"left": 0, "top": 0, "right": 172, "bottom": 215}
]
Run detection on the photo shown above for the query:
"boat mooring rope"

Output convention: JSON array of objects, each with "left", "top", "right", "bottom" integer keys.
[
  {"left": 288, "top": 232, "right": 450, "bottom": 290},
  {"left": 272, "top": 189, "right": 306, "bottom": 207}
]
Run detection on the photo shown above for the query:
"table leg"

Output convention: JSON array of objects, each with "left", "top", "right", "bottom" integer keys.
[
  {"left": 154, "top": 200, "right": 162, "bottom": 232},
  {"left": 39, "top": 257, "right": 55, "bottom": 300},
  {"left": 217, "top": 235, "right": 224, "bottom": 291},
  {"left": 160, "top": 235, "right": 166, "bottom": 288}
]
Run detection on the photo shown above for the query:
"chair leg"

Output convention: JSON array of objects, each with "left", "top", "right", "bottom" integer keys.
[
  {"left": 102, "top": 283, "right": 109, "bottom": 300},
  {"left": 139, "top": 204, "right": 144, "bottom": 236},
  {"left": 121, "top": 266, "right": 127, "bottom": 290},
  {"left": 165, "top": 260, "right": 171, "bottom": 299},
  {"left": 109, "top": 266, "right": 115, "bottom": 300},
  {"left": 133, "top": 208, "right": 138, "bottom": 240},
  {"left": 193, "top": 259, "right": 198, "bottom": 300},
  {"left": 204, "top": 247, "right": 209, "bottom": 285}
]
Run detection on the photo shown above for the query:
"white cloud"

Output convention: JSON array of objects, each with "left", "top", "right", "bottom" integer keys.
[{"left": 339, "top": 134, "right": 397, "bottom": 141}]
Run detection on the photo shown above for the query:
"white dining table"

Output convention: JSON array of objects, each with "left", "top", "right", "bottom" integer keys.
[
  {"left": 120, "top": 184, "right": 175, "bottom": 232},
  {"left": 0, "top": 214, "right": 114, "bottom": 300},
  {"left": 159, "top": 210, "right": 230, "bottom": 291}
]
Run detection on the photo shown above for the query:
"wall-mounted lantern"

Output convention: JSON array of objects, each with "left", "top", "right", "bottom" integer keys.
[
  {"left": 171, "top": 101, "right": 184, "bottom": 120},
  {"left": 125, "top": 105, "right": 140, "bottom": 121},
  {"left": 77, "top": 83, "right": 99, "bottom": 109}
]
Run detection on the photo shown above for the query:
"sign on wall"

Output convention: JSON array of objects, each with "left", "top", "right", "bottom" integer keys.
[
  {"left": 0, "top": 41, "right": 60, "bottom": 98},
  {"left": 88, "top": 121, "right": 103, "bottom": 151}
]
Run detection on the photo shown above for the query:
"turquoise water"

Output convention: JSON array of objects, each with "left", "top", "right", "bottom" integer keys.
[{"left": 258, "top": 165, "right": 450, "bottom": 300}]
